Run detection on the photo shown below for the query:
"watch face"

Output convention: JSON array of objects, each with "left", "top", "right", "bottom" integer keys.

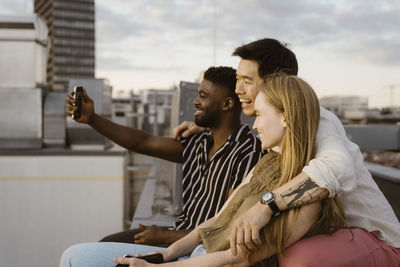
[{"left": 261, "top": 192, "right": 273, "bottom": 204}]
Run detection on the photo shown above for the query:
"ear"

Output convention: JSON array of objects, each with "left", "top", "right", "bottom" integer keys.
[
  {"left": 281, "top": 116, "right": 287, "bottom": 128},
  {"left": 222, "top": 97, "right": 235, "bottom": 111}
]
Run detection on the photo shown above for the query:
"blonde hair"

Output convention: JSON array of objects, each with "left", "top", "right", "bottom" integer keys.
[{"left": 259, "top": 74, "right": 345, "bottom": 255}]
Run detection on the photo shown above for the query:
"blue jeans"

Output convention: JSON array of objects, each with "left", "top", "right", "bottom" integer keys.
[
  {"left": 59, "top": 242, "right": 207, "bottom": 267},
  {"left": 60, "top": 242, "right": 164, "bottom": 267}
]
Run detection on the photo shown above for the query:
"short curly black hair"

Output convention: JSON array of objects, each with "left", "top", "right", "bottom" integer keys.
[
  {"left": 203, "top": 66, "right": 240, "bottom": 111},
  {"left": 204, "top": 66, "right": 236, "bottom": 92}
]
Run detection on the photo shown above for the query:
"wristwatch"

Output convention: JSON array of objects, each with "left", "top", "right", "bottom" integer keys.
[{"left": 260, "top": 192, "right": 280, "bottom": 216}]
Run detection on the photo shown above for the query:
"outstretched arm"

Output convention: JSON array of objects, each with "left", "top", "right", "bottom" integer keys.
[{"left": 66, "top": 89, "right": 183, "bottom": 163}]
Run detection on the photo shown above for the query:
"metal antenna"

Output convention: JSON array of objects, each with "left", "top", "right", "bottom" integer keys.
[
  {"left": 384, "top": 84, "right": 400, "bottom": 108},
  {"left": 212, "top": 0, "right": 217, "bottom": 66}
]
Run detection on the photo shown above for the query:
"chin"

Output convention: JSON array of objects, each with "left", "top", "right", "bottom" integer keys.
[
  {"left": 243, "top": 109, "right": 256, "bottom": 117},
  {"left": 195, "top": 119, "right": 207, "bottom": 128}
]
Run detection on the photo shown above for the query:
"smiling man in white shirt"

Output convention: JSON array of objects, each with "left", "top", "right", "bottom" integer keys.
[{"left": 175, "top": 38, "right": 400, "bottom": 266}]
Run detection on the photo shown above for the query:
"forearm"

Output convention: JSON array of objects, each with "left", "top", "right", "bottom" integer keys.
[
  {"left": 162, "top": 249, "right": 245, "bottom": 267},
  {"left": 248, "top": 202, "right": 321, "bottom": 264},
  {"left": 165, "top": 218, "right": 216, "bottom": 261},
  {"left": 89, "top": 113, "right": 150, "bottom": 150},
  {"left": 164, "top": 229, "right": 200, "bottom": 261},
  {"left": 162, "top": 230, "right": 191, "bottom": 246},
  {"left": 89, "top": 113, "right": 183, "bottom": 162},
  {"left": 273, "top": 172, "right": 329, "bottom": 211}
]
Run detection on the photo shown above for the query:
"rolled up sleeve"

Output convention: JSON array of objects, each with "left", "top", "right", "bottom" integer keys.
[{"left": 303, "top": 108, "right": 357, "bottom": 197}]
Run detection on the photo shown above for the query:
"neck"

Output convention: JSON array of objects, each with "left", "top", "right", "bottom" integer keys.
[{"left": 210, "top": 115, "right": 241, "bottom": 149}]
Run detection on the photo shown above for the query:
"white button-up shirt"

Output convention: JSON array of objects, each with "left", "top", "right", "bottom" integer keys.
[{"left": 303, "top": 107, "right": 400, "bottom": 247}]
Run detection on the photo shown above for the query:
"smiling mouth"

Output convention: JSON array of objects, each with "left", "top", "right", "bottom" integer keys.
[
  {"left": 194, "top": 110, "right": 204, "bottom": 116},
  {"left": 239, "top": 98, "right": 251, "bottom": 104}
]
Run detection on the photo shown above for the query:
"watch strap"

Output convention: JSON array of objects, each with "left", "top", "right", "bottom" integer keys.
[{"left": 267, "top": 198, "right": 280, "bottom": 215}]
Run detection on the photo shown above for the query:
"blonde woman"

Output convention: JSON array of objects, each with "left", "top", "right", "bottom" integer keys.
[{"left": 60, "top": 74, "right": 345, "bottom": 267}]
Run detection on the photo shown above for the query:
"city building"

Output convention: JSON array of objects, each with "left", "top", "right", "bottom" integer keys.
[
  {"left": 0, "top": 14, "right": 48, "bottom": 148},
  {"left": 320, "top": 95, "right": 368, "bottom": 119},
  {"left": 34, "top": 0, "right": 95, "bottom": 91}
]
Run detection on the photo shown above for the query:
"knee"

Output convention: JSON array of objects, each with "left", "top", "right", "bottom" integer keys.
[
  {"left": 59, "top": 243, "right": 89, "bottom": 267},
  {"left": 60, "top": 244, "right": 75, "bottom": 267}
]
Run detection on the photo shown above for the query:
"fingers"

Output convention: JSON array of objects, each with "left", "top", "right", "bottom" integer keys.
[
  {"left": 181, "top": 129, "right": 191, "bottom": 138},
  {"left": 182, "top": 124, "right": 199, "bottom": 138},
  {"left": 65, "top": 95, "right": 76, "bottom": 117},
  {"left": 134, "top": 231, "right": 145, "bottom": 242},
  {"left": 230, "top": 223, "right": 261, "bottom": 256},
  {"left": 134, "top": 237, "right": 145, "bottom": 244},
  {"left": 113, "top": 256, "right": 144, "bottom": 265},
  {"left": 251, "top": 226, "right": 262, "bottom": 246},
  {"left": 138, "top": 224, "right": 146, "bottom": 231},
  {"left": 236, "top": 228, "right": 251, "bottom": 255},
  {"left": 82, "top": 88, "right": 90, "bottom": 102},
  {"left": 172, "top": 121, "right": 190, "bottom": 140},
  {"left": 65, "top": 95, "right": 74, "bottom": 106},
  {"left": 229, "top": 226, "right": 238, "bottom": 256},
  {"left": 244, "top": 227, "right": 257, "bottom": 252},
  {"left": 172, "top": 125, "right": 182, "bottom": 140},
  {"left": 134, "top": 227, "right": 150, "bottom": 244},
  {"left": 113, "top": 257, "right": 132, "bottom": 265}
]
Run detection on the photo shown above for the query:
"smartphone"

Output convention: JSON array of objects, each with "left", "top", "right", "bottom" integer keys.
[
  {"left": 72, "top": 86, "right": 83, "bottom": 120},
  {"left": 115, "top": 253, "right": 164, "bottom": 267}
]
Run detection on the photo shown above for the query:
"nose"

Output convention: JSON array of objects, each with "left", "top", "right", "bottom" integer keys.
[
  {"left": 193, "top": 95, "right": 200, "bottom": 106},
  {"left": 252, "top": 117, "right": 258, "bottom": 131},
  {"left": 235, "top": 79, "right": 244, "bottom": 95}
]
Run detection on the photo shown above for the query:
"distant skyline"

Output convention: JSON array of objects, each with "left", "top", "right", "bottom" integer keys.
[{"left": 1, "top": 0, "right": 400, "bottom": 108}]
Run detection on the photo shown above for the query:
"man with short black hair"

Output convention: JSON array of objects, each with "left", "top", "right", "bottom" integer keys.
[{"left": 65, "top": 66, "right": 262, "bottom": 247}]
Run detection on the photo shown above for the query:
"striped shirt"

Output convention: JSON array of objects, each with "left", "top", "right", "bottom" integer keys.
[{"left": 173, "top": 124, "right": 262, "bottom": 230}]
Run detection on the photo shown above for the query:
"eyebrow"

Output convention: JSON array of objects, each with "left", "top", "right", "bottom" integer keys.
[
  {"left": 236, "top": 74, "right": 254, "bottom": 81},
  {"left": 198, "top": 89, "right": 208, "bottom": 95}
]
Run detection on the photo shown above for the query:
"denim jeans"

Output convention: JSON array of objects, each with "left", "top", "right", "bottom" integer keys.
[
  {"left": 60, "top": 242, "right": 164, "bottom": 267},
  {"left": 60, "top": 242, "right": 207, "bottom": 267}
]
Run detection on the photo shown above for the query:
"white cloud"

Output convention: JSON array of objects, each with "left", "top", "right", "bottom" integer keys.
[{"left": 1, "top": 0, "right": 399, "bottom": 106}]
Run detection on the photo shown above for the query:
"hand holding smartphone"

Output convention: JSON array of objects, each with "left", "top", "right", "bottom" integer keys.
[
  {"left": 72, "top": 86, "right": 83, "bottom": 120},
  {"left": 115, "top": 253, "right": 164, "bottom": 266}
]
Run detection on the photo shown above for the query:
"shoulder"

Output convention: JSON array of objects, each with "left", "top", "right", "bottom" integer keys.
[
  {"left": 180, "top": 131, "right": 210, "bottom": 148},
  {"left": 234, "top": 124, "right": 260, "bottom": 143},
  {"left": 320, "top": 107, "right": 342, "bottom": 125},
  {"left": 318, "top": 106, "right": 348, "bottom": 139},
  {"left": 235, "top": 124, "right": 262, "bottom": 152}
]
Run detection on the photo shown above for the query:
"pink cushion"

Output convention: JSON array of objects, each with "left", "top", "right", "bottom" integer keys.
[{"left": 279, "top": 228, "right": 400, "bottom": 267}]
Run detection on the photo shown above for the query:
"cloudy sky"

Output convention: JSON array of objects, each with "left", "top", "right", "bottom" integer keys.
[{"left": 2, "top": 0, "right": 400, "bottom": 107}]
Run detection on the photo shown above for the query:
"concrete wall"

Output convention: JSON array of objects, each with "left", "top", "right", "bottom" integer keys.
[{"left": 0, "top": 153, "right": 124, "bottom": 267}]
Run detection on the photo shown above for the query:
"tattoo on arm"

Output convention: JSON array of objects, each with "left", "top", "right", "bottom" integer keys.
[{"left": 281, "top": 178, "right": 328, "bottom": 209}]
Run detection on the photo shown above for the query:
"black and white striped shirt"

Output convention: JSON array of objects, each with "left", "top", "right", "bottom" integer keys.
[{"left": 173, "top": 124, "right": 262, "bottom": 230}]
